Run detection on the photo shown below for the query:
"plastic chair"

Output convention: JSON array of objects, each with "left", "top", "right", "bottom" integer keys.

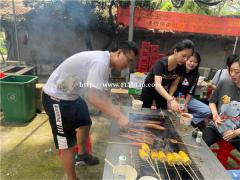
[{"left": 211, "top": 139, "right": 240, "bottom": 169}]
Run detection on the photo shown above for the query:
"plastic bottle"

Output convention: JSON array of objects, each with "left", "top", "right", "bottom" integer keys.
[{"left": 179, "top": 94, "right": 185, "bottom": 112}]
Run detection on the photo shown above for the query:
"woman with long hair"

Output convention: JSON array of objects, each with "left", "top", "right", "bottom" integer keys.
[
  {"left": 174, "top": 52, "right": 212, "bottom": 129},
  {"left": 140, "top": 39, "right": 195, "bottom": 112}
]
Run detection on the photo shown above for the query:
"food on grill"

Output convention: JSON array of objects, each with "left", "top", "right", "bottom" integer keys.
[
  {"left": 143, "top": 124, "right": 166, "bottom": 131},
  {"left": 139, "top": 149, "right": 148, "bottom": 161},
  {"left": 141, "top": 143, "right": 150, "bottom": 153},
  {"left": 172, "top": 152, "right": 183, "bottom": 165},
  {"left": 120, "top": 134, "right": 154, "bottom": 145},
  {"left": 132, "top": 123, "right": 165, "bottom": 131},
  {"left": 158, "top": 151, "right": 167, "bottom": 163},
  {"left": 136, "top": 120, "right": 162, "bottom": 124},
  {"left": 150, "top": 151, "right": 158, "bottom": 160},
  {"left": 178, "top": 151, "right": 192, "bottom": 165},
  {"left": 166, "top": 153, "right": 174, "bottom": 166}
]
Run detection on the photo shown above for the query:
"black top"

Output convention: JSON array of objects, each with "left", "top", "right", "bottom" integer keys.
[
  {"left": 144, "top": 57, "right": 185, "bottom": 90},
  {"left": 175, "top": 71, "right": 199, "bottom": 96}
]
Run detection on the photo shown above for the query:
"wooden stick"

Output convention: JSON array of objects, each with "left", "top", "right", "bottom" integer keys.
[
  {"left": 130, "top": 148, "right": 135, "bottom": 169},
  {"left": 104, "top": 158, "right": 115, "bottom": 169},
  {"left": 135, "top": 120, "right": 162, "bottom": 124},
  {"left": 181, "top": 164, "right": 195, "bottom": 180},
  {"left": 163, "top": 162, "right": 171, "bottom": 180},
  {"left": 177, "top": 142, "right": 201, "bottom": 149},
  {"left": 154, "top": 159, "right": 161, "bottom": 180},
  {"left": 173, "top": 164, "right": 182, "bottom": 180},
  {"left": 108, "top": 141, "right": 143, "bottom": 147},
  {"left": 127, "top": 129, "right": 154, "bottom": 138},
  {"left": 120, "top": 134, "right": 154, "bottom": 144},
  {"left": 146, "top": 158, "right": 161, "bottom": 180},
  {"left": 188, "top": 164, "right": 200, "bottom": 180},
  {"left": 169, "top": 139, "right": 201, "bottom": 149}
]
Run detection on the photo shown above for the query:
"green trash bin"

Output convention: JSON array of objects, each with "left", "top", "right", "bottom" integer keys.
[{"left": 0, "top": 75, "right": 38, "bottom": 123}]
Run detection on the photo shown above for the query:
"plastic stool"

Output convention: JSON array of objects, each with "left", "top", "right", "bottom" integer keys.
[{"left": 211, "top": 139, "right": 240, "bottom": 169}]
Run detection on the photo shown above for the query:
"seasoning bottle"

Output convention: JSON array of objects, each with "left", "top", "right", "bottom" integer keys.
[{"left": 196, "top": 131, "right": 203, "bottom": 145}]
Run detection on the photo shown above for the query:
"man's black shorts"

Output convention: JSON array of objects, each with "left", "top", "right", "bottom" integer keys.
[{"left": 42, "top": 91, "right": 92, "bottom": 149}]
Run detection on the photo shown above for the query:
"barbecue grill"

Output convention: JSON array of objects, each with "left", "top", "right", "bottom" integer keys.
[{"left": 102, "top": 107, "right": 232, "bottom": 180}]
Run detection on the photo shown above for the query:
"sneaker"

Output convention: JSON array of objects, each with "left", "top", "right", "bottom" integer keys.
[{"left": 75, "top": 153, "right": 100, "bottom": 166}]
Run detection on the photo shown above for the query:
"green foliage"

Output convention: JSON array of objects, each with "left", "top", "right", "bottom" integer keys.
[
  {"left": 118, "top": 0, "right": 240, "bottom": 16},
  {"left": 0, "top": 33, "right": 7, "bottom": 55},
  {"left": 179, "top": 1, "right": 211, "bottom": 15},
  {"left": 0, "top": 47, "right": 7, "bottom": 55},
  {"left": 161, "top": 1, "right": 173, "bottom": 11}
]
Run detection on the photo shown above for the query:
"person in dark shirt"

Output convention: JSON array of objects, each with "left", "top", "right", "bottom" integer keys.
[
  {"left": 174, "top": 52, "right": 211, "bottom": 128},
  {"left": 140, "top": 39, "right": 195, "bottom": 111},
  {"left": 203, "top": 55, "right": 240, "bottom": 151}
]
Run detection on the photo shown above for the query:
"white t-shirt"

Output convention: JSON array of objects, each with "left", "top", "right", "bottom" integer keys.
[
  {"left": 43, "top": 51, "right": 110, "bottom": 100},
  {"left": 212, "top": 69, "right": 231, "bottom": 86}
]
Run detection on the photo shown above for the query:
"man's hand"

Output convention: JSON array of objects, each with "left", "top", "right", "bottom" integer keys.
[
  {"left": 213, "top": 114, "right": 224, "bottom": 127},
  {"left": 223, "top": 129, "right": 240, "bottom": 141},
  {"left": 117, "top": 115, "right": 129, "bottom": 128}
]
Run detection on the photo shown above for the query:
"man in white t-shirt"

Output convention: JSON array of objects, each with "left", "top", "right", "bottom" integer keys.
[{"left": 42, "top": 41, "right": 138, "bottom": 180}]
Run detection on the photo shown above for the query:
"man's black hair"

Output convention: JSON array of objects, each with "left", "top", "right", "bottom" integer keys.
[{"left": 111, "top": 41, "right": 138, "bottom": 56}]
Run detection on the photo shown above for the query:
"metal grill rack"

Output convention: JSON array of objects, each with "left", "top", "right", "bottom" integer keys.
[{"left": 128, "top": 112, "right": 204, "bottom": 180}]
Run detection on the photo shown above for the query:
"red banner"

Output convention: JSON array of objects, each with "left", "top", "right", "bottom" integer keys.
[{"left": 117, "top": 7, "right": 240, "bottom": 37}]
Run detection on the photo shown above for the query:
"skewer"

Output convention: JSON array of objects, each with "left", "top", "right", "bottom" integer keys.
[
  {"left": 188, "top": 164, "right": 200, "bottom": 180},
  {"left": 151, "top": 151, "right": 161, "bottom": 180},
  {"left": 127, "top": 129, "right": 154, "bottom": 138},
  {"left": 169, "top": 138, "right": 201, "bottom": 149},
  {"left": 130, "top": 148, "right": 135, "bottom": 169},
  {"left": 120, "top": 134, "right": 154, "bottom": 144},
  {"left": 108, "top": 141, "right": 143, "bottom": 147},
  {"left": 173, "top": 164, "right": 182, "bottom": 180},
  {"left": 128, "top": 127, "right": 152, "bottom": 134},
  {"left": 154, "top": 159, "right": 161, "bottom": 180},
  {"left": 181, "top": 164, "right": 195, "bottom": 180},
  {"left": 104, "top": 158, "right": 115, "bottom": 169},
  {"left": 163, "top": 162, "right": 171, "bottom": 180},
  {"left": 135, "top": 120, "right": 162, "bottom": 124},
  {"left": 146, "top": 157, "right": 161, "bottom": 179},
  {"left": 139, "top": 148, "right": 161, "bottom": 179},
  {"left": 158, "top": 151, "right": 170, "bottom": 180}
]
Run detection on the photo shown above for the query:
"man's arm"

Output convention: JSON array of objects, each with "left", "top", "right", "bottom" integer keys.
[{"left": 87, "top": 88, "right": 128, "bottom": 127}]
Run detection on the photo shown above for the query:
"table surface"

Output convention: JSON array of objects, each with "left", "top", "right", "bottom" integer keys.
[{"left": 102, "top": 107, "right": 232, "bottom": 180}]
